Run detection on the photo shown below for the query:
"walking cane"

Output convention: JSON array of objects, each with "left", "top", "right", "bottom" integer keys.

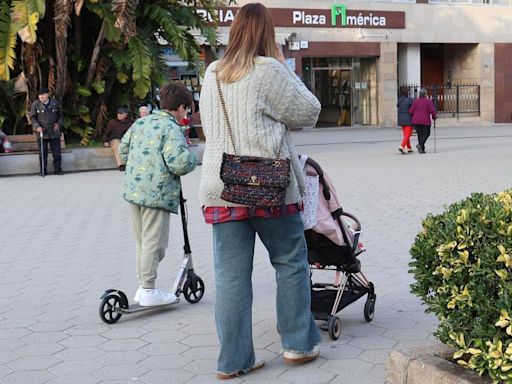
[
  {"left": 433, "top": 120, "right": 437, "bottom": 154},
  {"left": 39, "top": 131, "right": 45, "bottom": 177}
]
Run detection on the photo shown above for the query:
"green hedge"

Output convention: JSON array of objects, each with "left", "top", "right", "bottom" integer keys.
[{"left": 409, "top": 190, "right": 512, "bottom": 383}]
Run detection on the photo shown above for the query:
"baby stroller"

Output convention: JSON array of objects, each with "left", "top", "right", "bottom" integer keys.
[{"left": 301, "top": 156, "right": 376, "bottom": 340}]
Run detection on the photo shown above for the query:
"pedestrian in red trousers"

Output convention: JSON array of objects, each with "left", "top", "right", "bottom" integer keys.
[{"left": 397, "top": 87, "right": 413, "bottom": 154}]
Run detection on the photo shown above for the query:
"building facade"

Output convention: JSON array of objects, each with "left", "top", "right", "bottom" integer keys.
[{"left": 185, "top": 0, "right": 512, "bottom": 127}]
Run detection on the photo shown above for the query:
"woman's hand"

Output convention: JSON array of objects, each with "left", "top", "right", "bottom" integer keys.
[{"left": 275, "top": 44, "right": 286, "bottom": 65}]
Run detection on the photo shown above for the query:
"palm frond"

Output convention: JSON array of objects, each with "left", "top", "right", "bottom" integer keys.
[
  {"left": 112, "top": 0, "right": 138, "bottom": 41},
  {"left": 128, "top": 35, "right": 152, "bottom": 98},
  {"left": 0, "top": 3, "right": 19, "bottom": 81},
  {"left": 11, "top": 0, "right": 43, "bottom": 44}
]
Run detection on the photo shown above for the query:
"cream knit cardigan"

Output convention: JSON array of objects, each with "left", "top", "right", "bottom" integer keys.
[{"left": 199, "top": 56, "right": 321, "bottom": 208}]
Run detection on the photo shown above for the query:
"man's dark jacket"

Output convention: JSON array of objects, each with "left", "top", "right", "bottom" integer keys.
[
  {"left": 103, "top": 119, "right": 132, "bottom": 142},
  {"left": 30, "top": 99, "right": 64, "bottom": 140}
]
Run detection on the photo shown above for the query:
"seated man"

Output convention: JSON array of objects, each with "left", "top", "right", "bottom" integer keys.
[{"left": 103, "top": 107, "right": 132, "bottom": 171}]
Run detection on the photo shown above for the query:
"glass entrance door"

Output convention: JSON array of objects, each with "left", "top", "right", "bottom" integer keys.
[{"left": 312, "top": 68, "right": 352, "bottom": 127}]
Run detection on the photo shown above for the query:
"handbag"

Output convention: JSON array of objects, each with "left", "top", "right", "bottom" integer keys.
[{"left": 216, "top": 72, "right": 290, "bottom": 207}]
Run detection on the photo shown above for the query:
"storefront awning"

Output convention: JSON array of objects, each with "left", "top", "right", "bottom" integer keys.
[{"left": 194, "top": 32, "right": 291, "bottom": 46}]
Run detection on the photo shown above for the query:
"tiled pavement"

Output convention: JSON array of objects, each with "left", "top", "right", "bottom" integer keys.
[{"left": 1, "top": 124, "right": 511, "bottom": 384}]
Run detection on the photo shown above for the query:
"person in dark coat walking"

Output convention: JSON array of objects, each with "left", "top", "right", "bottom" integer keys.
[
  {"left": 30, "top": 87, "right": 64, "bottom": 175},
  {"left": 409, "top": 88, "right": 437, "bottom": 154},
  {"left": 397, "top": 87, "right": 413, "bottom": 154}
]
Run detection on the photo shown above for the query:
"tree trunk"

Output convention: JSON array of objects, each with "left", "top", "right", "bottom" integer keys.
[
  {"left": 72, "top": 12, "right": 81, "bottom": 86},
  {"left": 86, "top": 20, "right": 106, "bottom": 88},
  {"left": 54, "top": 0, "right": 72, "bottom": 101}
]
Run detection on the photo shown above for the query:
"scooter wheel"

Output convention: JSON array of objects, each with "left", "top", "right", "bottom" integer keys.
[
  {"left": 327, "top": 315, "right": 342, "bottom": 340},
  {"left": 99, "top": 294, "right": 123, "bottom": 324},
  {"left": 183, "top": 276, "right": 205, "bottom": 304}
]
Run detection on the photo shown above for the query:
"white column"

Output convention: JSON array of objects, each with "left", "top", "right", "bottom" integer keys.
[{"left": 398, "top": 43, "right": 421, "bottom": 86}]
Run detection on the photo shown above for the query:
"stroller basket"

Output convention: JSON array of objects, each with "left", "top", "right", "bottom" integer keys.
[{"left": 311, "top": 275, "right": 369, "bottom": 321}]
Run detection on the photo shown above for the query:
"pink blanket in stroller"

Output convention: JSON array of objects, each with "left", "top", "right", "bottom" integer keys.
[{"left": 301, "top": 156, "right": 357, "bottom": 248}]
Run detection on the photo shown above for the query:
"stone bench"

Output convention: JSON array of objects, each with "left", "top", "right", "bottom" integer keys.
[{"left": 0, "top": 133, "right": 66, "bottom": 155}]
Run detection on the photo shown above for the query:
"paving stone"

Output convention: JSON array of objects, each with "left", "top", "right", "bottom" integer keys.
[
  {"left": 359, "top": 349, "right": 392, "bottom": 365},
  {"left": 0, "top": 352, "right": 20, "bottom": 365},
  {"left": 15, "top": 343, "right": 65, "bottom": 356},
  {"left": 138, "top": 368, "right": 194, "bottom": 384},
  {"left": 320, "top": 344, "right": 363, "bottom": 359},
  {"left": 0, "top": 365, "right": 13, "bottom": 377},
  {"left": 181, "top": 333, "right": 219, "bottom": 347},
  {"left": 182, "top": 346, "right": 221, "bottom": 360},
  {"left": 384, "top": 328, "right": 430, "bottom": 341},
  {"left": 321, "top": 358, "right": 375, "bottom": 380},
  {"left": 95, "top": 350, "right": 146, "bottom": 365},
  {"left": 54, "top": 347, "right": 106, "bottom": 361},
  {"left": 100, "top": 327, "right": 149, "bottom": 339},
  {"left": 139, "top": 342, "right": 190, "bottom": 356},
  {"left": 278, "top": 363, "right": 336, "bottom": 384},
  {"left": 1, "top": 371, "right": 55, "bottom": 384},
  {"left": 20, "top": 331, "right": 69, "bottom": 344},
  {"left": 182, "top": 358, "right": 217, "bottom": 375},
  {"left": 7, "top": 355, "right": 61, "bottom": 371},
  {"left": 46, "top": 376, "right": 100, "bottom": 384},
  {"left": 28, "top": 321, "right": 74, "bottom": 333},
  {"left": 98, "top": 338, "right": 148, "bottom": 352},
  {"left": 348, "top": 336, "right": 398, "bottom": 350},
  {"left": 92, "top": 364, "right": 148, "bottom": 380},
  {"left": 139, "top": 354, "right": 192, "bottom": 370},
  {"left": 59, "top": 335, "right": 108, "bottom": 348},
  {"left": 49, "top": 360, "right": 103, "bottom": 376},
  {"left": 140, "top": 330, "right": 188, "bottom": 343},
  {"left": 0, "top": 328, "right": 31, "bottom": 340}
]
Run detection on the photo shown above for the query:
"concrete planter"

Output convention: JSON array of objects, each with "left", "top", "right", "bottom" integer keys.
[
  {"left": 0, "top": 143, "right": 204, "bottom": 176},
  {"left": 387, "top": 344, "right": 492, "bottom": 384}
]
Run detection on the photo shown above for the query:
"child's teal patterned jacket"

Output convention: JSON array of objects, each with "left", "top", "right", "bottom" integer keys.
[{"left": 119, "top": 110, "right": 197, "bottom": 213}]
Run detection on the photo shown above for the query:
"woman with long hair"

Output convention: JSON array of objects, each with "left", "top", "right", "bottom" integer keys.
[
  {"left": 409, "top": 88, "right": 437, "bottom": 153},
  {"left": 199, "top": 3, "right": 321, "bottom": 380}
]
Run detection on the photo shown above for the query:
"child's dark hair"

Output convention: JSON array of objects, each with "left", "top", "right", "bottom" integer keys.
[{"left": 159, "top": 82, "right": 193, "bottom": 111}]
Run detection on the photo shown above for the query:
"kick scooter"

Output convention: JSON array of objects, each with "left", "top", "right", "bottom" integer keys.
[{"left": 98, "top": 190, "right": 205, "bottom": 324}]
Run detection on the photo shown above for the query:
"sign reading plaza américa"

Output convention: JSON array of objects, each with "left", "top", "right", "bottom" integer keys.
[{"left": 197, "top": 4, "right": 405, "bottom": 29}]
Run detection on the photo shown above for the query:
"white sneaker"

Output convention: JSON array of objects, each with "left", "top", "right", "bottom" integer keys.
[
  {"left": 139, "top": 288, "right": 177, "bottom": 307},
  {"left": 283, "top": 346, "right": 320, "bottom": 364},
  {"left": 133, "top": 287, "right": 142, "bottom": 303}
]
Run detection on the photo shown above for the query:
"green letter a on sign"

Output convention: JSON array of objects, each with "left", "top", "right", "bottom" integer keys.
[{"left": 331, "top": 4, "right": 346, "bottom": 26}]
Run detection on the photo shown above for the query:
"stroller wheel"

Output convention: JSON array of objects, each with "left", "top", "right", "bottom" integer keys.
[
  {"left": 364, "top": 295, "right": 376, "bottom": 322},
  {"left": 327, "top": 315, "right": 341, "bottom": 340},
  {"left": 183, "top": 276, "right": 205, "bottom": 304},
  {"left": 99, "top": 294, "right": 123, "bottom": 324}
]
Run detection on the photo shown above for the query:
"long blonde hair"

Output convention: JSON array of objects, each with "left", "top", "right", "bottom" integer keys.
[{"left": 216, "top": 3, "right": 277, "bottom": 83}]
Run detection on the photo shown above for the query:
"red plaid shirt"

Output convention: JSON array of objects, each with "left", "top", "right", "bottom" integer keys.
[{"left": 203, "top": 204, "right": 302, "bottom": 224}]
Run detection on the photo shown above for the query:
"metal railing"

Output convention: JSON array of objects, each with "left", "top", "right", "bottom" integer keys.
[{"left": 400, "top": 83, "right": 480, "bottom": 118}]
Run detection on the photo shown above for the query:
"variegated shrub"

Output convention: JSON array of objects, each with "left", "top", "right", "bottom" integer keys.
[{"left": 410, "top": 190, "right": 512, "bottom": 383}]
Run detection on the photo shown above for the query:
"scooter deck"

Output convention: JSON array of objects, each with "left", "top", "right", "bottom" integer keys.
[{"left": 115, "top": 298, "right": 180, "bottom": 314}]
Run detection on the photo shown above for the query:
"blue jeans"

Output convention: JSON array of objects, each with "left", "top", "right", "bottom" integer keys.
[{"left": 213, "top": 213, "right": 320, "bottom": 374}]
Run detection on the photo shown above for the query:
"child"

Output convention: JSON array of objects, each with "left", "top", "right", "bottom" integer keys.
[{"left": 119, "top": 82, "right": 197, "bottom": 306}]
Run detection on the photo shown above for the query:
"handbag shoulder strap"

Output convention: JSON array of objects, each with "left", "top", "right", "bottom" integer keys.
[
  {"left": 216, "top": 71, "right": 237, "bottom": 156},
  {"left": 215, "top": 71, "right": 285, "bottom": 159}
]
